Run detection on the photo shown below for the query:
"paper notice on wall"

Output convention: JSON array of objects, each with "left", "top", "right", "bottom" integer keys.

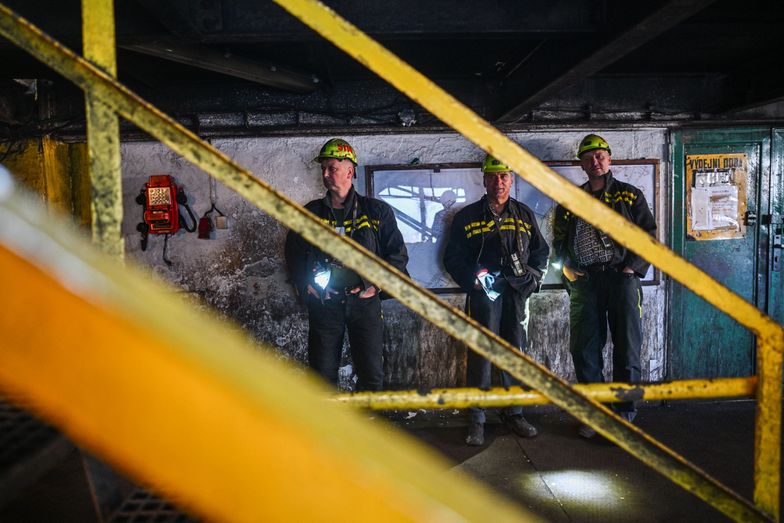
[
  {"left": 690, "top": 188, "right": 711, "bottom": 230},
  {"left": 685, "top": 153, "right": 747, "bottom": 240},
  {"left": 691, "top": 185, "right": 739, "bottom": 231}
]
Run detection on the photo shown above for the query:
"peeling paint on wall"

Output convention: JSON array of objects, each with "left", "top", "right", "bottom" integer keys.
[{"left": 120, "top": 129, "right": 668, "bottom": 392}]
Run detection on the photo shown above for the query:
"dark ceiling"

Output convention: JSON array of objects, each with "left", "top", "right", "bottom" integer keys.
[{"left": 1, "top": 0, "right": 784, "bottom": 137}]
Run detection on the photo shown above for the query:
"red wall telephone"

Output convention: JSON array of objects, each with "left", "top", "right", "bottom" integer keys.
[
  {"left": 141, "top": 175, "right": 181, "bottom": 235},
  {"left": 135, "top": 175, "right": 197, "bottom": 265}
]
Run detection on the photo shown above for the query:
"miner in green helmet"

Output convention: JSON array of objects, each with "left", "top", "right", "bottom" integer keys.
[
  {"left": 553, "top": 134, "right": 656, "bottom": 439},
  {"left": 444, "top": 154, "right": 550, "bottom": 446},
  {"left": 577, "top": 133, "right": 612, "bottom": 158},
  {"left": 285, "top": 138, "right": 408, "bottom": 391}
]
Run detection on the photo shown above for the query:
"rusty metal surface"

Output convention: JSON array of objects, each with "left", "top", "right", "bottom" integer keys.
[
  {"left": 755, "top": 335, "right": 783, "bottom": 517},
  {"left": 335, "top": 378, "right": 758, "bottom": 410},
  {"left": 82, "top": 0, "right": 124, "bottom": 259}
]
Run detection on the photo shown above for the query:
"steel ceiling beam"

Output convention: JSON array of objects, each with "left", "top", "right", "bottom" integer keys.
[
  {"left": 494, "top": 0, "right": 719, "bottom": 123},
  {"left": 121, "top": 37, "right": 319, "bottom": 93}
]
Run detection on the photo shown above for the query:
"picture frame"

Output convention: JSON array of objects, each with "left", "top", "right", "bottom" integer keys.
[{"left": 365, "top": 160, "right": 660, "bottom": 292}]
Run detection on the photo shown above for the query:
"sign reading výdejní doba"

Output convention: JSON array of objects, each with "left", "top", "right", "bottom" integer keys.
[{"left": 685, "top": 153, "right": 748, "bottom": 240}]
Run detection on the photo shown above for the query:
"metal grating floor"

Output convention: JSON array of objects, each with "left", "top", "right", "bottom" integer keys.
[
  {"left": 0, "top": 399, "right": 60, "bottom": 470},
  {"left": 109, "top": 488, "right": 197, "bottom": 523}
]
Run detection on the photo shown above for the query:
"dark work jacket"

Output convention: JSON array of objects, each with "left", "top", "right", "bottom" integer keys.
[
  {"left": 284, "top": 185, "right": 408, "bottom": 296},
  {"left": 443, "top": 196, "right": 550, "bottom": 296},
  {"left": 552, "top": 170, "right": 656, "bottom": 277}
]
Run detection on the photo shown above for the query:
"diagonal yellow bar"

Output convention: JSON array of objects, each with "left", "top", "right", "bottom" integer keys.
[
  {"left": 0, "top": 5, "right": 773, "bottom": 521},
  {"left": 271, "top": 0, "right": 783, "bottom": 346},
  {"left": 269, "top": 1, "right": 781, "bottom": 518},
  {"left": 0, "top": 4, "right": 775, "bottom": 521},
  {"left": 0, "top": 175, "right": 535, "bottom": 523},
  {"left": 335, "top": 378, "right": 758, "bottom": 410},
  {"left": 81, "top": 0, "right": 124, "bottom": 259}
]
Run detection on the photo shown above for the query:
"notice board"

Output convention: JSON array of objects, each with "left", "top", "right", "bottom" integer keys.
[{"left": 685, "top": 153, "right": 748, "bottom": 241}]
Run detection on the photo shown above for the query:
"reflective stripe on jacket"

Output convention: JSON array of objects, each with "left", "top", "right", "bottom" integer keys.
[{"left": 553, "top": 170, "right": 656, "bottom": 277}]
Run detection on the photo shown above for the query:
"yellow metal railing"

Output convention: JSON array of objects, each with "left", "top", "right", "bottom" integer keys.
[
  {"left": 81, "top": 0, "right": 123, "bottom": 259},
  {"left": 0, "top": 172, "right": 535, "bottom": 523},
  {"left": 270, "top": 1, "right": 782, "bottom": 519},
  {"left": 0, "top": 1, "right": 780, "bottom": 521},
  {"left": 335, "top": 378, "right": 758, "bottom": 410}
]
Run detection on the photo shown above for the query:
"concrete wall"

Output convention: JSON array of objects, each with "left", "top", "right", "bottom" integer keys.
[{"left": 121, "top": 128, "right": 668, "bottom": 390}]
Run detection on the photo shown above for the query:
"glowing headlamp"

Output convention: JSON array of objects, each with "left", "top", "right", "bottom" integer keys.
[
  {"left": 314, "top": 265, "right": 332, "bottom": 291},
  {"left": 476, "top": 269, "right": 500, "bottom": 301}
]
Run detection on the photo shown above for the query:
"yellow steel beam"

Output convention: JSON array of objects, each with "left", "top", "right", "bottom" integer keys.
[
  {"left": 0, "top": 5, "right": 773, "bottom": 521},
  {"left": 41, "top": 135, "right": 72, "bottom": 215},
  {"left": 335, "top": 378, "right": 757, "bottom": 410},
  {"left": 0, "top": 173, "right": 535, "bottom": 523},
  {"left": 269, "top": 1, "right": 782, "bottom": 518},
  {"left": 755, "top": 333, "right": 783, "bottom": 518},
  {"left": 81, "top": 0, "right": 123, "bottom": 259}
]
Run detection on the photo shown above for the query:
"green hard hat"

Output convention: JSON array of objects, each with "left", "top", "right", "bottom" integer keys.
[
  {"left": 481, "top": 154, "right": 512, "bottom": 173},
  {"left": 577, "top": 134, "right": 611, "bottom": 158},
  {"left": 314, "top": 138, "right": 358, "bottom": 165}
]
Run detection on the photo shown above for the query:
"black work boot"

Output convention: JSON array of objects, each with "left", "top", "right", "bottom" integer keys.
[
  {"left": 500, "top": 413, "right": 538, "bottom": 438},
  {"left": 465, "top": 422, "right": 485, "bottom": 446}
]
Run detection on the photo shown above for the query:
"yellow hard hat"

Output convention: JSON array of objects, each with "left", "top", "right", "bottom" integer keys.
[
  {"left": 577, "top": 134, "right": 611, "bottom": 158},
  {"left": 314, "top": 138, "right": 358, "bottom": 165},
  {"left": 481, "top": 154, "right": 512, "bottom": 173}
]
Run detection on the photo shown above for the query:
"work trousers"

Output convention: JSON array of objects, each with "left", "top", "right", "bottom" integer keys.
[
  {"left": 568, "top": 270, "right": 642, "bottom": 413},
  {"left": 306, "top": 293, "right": 384, "bottom": 391},
  {"left": 466, "top": 281, "right": 529, "bottom": 424}
]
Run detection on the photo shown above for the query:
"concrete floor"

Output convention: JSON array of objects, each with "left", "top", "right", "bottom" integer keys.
[
  {"left": 1, "top": 399, "right": 776, "bottom": 522},
  {"left": 396, "top": 399, "right": 776, "bottom": 523}
]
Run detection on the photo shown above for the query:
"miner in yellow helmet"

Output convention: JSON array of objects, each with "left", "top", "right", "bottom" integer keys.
[
  {"left": 444, "top": 153, "right": 550, "bottom": 446},
  {"left": 284, "top": 138, "right": 408, "bottom": 391},
  {"left": 553, "top": 134, "right": 656, "bottom": 439}
]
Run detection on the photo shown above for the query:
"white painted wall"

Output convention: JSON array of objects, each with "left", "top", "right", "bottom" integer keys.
[{"left": 121, "top": 128, "right": 669, "bottom": 389}]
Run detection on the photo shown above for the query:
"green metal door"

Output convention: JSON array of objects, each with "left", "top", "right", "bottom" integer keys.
[
  {"left": 670, "top": 128, "right": 774, "bottom": 379},
  {"left": 769, "top": 130, "right": 784, "bottom": 327}
]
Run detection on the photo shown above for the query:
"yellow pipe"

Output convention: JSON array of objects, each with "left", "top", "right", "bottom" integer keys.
[
  {"left": 0, "top": 5, "right": 775, "bottom": 521},
  {"left": 81, "top": 0, "right": 123, "bottom": 259},
  {"left": 335, "top": 378, "right": 758, "bottom": 410},
  {"left": 755, "top": 333, "right": 783, "bottom": 519},
  {"left": 0, "top": 179, "right": 535, "bottom": 523}
]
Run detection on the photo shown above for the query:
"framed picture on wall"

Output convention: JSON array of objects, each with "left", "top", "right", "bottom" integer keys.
[{"left": 365, "top": 160, "right": 660, "bottom": 293}]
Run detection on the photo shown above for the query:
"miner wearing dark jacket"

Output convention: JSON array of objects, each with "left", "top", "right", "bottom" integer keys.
[
  {"left": 284, "top": 138, "right": 408, "bottom": 391},
  {"left": 553, "top": 134, "right": 656, "bottom": 439},
  {"left": 444, "top": 154, "right": 550, "bottom": 446}
]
